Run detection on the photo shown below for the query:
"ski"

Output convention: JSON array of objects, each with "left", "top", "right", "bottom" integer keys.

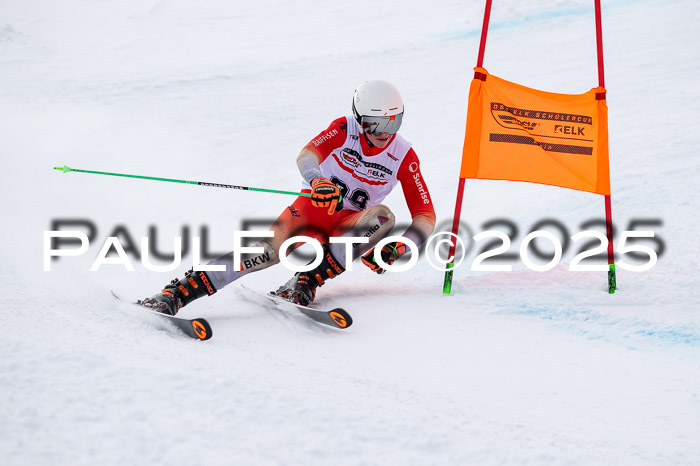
[
  {"left": 110, "top": 291, "right": 213, "bottom": 341},
  {"left": 240, "top": 286, "right": 352, "bottom": 329},
  {"left": 266, "top": 292, "right": 352, "bottom": 329}
]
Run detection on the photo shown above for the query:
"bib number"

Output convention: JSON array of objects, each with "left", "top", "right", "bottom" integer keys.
[{"left": 330, "top": 176, "right": 370, "bottom": 210}]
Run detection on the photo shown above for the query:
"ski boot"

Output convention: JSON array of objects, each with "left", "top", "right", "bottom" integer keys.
[
  {"left": 139, "top": 269, "right": 217, "bottom": 315},
  {"left": 273, "top": 245, "right": 344, "bottom": 306}
]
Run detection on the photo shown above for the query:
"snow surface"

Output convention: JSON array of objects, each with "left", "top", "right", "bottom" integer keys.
[{"left": 2, "top": 0, "right": 700, "bottom": 464}]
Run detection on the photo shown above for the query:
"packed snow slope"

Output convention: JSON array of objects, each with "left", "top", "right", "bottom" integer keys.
[{"left": 2, "top": 0, "right": 700, "bottom": 464}]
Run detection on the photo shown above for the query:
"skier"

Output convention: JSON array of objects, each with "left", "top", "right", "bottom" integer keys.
[{"left": 139, "top": 79, "right": 436, "bottom": 315}]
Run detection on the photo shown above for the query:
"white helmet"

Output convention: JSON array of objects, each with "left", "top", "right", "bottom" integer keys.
[{"left": 352, "top": 79, "right": 404, "bottom": 135}]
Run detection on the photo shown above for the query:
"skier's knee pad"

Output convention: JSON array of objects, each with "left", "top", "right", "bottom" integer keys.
[
  {"left": 363, "top": 204, "right": 395, "bottom": 223},
  {"left": 347, "top": 204, "right": 396, "bottom": 256}
]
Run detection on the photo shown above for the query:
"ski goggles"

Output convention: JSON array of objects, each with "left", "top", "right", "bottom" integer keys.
[{"left": 360, "top": 113, "right": 403, "bottom": 135}]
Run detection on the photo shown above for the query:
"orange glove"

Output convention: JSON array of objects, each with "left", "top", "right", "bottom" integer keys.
[
  {"left": 310, "top": 177, "right": 342, "bottom": 215},
  {"left": 361, "top": 242, "right": 407, "bottom": 274}
]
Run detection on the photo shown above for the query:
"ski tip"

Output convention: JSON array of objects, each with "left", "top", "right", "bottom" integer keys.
[
  {"left": 110, "top": 289, "right": 129, "bottom": 302},
  {"left": 329, "top": 309, "right": 352, "bottom": 329},
  {"left": 191, "top": 319, "right": 213, "bottom": 340},
  {"left": 54, "top": 165, "right": 71, "bottom": 173}
]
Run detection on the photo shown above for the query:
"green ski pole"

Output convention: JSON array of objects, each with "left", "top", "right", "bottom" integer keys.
[{"left": 54, "top": 165, "right": 312, "bottom": 198}]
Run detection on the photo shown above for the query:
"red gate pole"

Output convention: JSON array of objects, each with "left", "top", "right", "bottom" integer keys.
[
  {"left": 443, "top": 0, "right": 493, "bottom": 294},
  {"left": 595, "top": 0, "right": 616, "bottom": 294},
  {"left": 476, "top": 0, "right": 493, "bottom": 69}
]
